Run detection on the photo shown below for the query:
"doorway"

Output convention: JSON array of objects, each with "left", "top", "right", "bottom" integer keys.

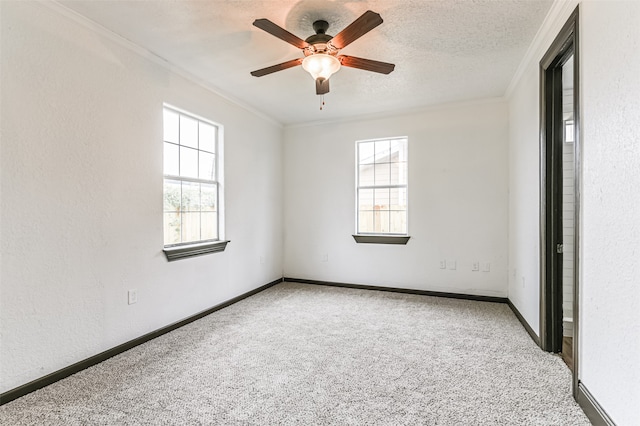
[{"left": 539, "top": 7, "right": 580, "bottom": 397}]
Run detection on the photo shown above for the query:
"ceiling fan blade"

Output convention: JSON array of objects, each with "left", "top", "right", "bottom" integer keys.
[
  {"left": 250, "top": 58, "right": 303, "bottom": 77},
  {"left": 253, "top": 19, "right": 309, "bottom": 49},
  {"left": 329, "top": 10, "right": 383, "bottom": 50},
  {"left": 338, "top": 55, "right": 395, "bottom": 74},
  {"left": 316, "top": 78, "right": 330, "bottom": 95}
]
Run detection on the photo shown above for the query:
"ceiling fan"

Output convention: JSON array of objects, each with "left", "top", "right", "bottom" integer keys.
[{"left": 250, "top": 10, "right": 395, "bottom": 96}]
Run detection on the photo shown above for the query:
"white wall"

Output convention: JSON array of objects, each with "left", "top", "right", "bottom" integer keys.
[
  {"left": 508, "top": 1, "right": 639, "bottom": 424},
  {"left": 283, "top": 101, "right": 509, "bottom": 297},
  {"left": 580, "top": 2, "right": 640, "bottom": 424},
  {"left": 506, "top": 0, "right": 579, "bottom": 338},
  {"left": 507, "top": 57, "right": 543, "bottom": 333},
  {"left": 0, "top": 2, "right": 283, "bottom": 393}
]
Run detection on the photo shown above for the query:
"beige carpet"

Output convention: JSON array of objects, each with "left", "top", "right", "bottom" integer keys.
[{"left": 0, "top": 282, "right": 590, "bottom": 425}]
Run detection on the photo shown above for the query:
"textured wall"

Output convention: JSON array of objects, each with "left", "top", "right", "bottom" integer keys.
[
  {"left": 580, "top": 1, "right": 640, "bottom": 424},
  {"left": 283, "top": 100, "right": 509, "bottom": 297},
  {"left": 508, "top": 1, "right": 640, "bottom": 424},
  {"left": 506, "top": 0, "right": 579, "bottom": 337},
  {"left": 0, "top": 2, "right": 283, "bottom": 393},
  {"left": 507, "top": 59, "right": 543, "bottom": 334}
]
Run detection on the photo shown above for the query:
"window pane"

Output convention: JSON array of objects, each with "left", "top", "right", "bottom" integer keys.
[
  {"left": 180, "top": 115, "right": 198, "bottom": 148},
  {"left": 164, "top": 142, "right": 179, "bottom": 176},
  {"left": 358, "top": 211, "right": 375, "bottom": 234},
  {"left": 359, "top": 142, "right": 375, "bottom": 165},
  {"left": 374, "top": 210, "right": 390, "bottom": 233},
  {"left": 181, "top": 181, "right": 200, "bottom": 212},
  {"left": 163, "top": 109, "right": 179, "bottom": 143},
  {"left": 374, "top": 140, "right": 390, "bottom": 163},
  {"left": 163, "top": 179, "right": 182, "bottom": 212},
  {"left": 358, "top": 188, "right": 374, "bottom": 210},
  {"left": 374, "top": 163, "right": 391, "bottom": 186},
  {"left": 390, "top": 139, "right": 407, "bottom": 162},
  {"left": 180, "top": 146, "right": 198, "bottom": 179},
  {"left": 201, "top": 183, "right": 217, "bottom": 212},
  {"left": 390, "top": 188, "right": 407, "bottom": 210},
  {"left": 181, "top": 212, "right": 201, "bottom": 242},
  {"left": 359, "top": 165, "right": 374, "bottom": 187},
  {"left": 201, "top": 212, "right": 218, "bottom": 240},
  {"left": 389, "top": 211, "right": 407, "bottom": 234},
  {"left": 401, "top": 187, "right": 408, "bottom": 207},
  {"left": 374, "top": 188, "right": 390, "bottom": 210},
  {"left": 164, "top": 212, "right": 181, "bottom": 245},
  {"left": 564, "top": 120, "right": 574, "bottom": 143},
  {"left": 199, "top": 152, "right": 215, "bottom": 181},
  {"left": 390, "top": 161, "right": 407, "bottom": 185},
  {"left": 199, "top": 123, "right": 216, "bottom": 153}
]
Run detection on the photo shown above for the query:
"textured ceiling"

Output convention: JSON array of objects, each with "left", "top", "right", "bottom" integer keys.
[{"left": 58, "top": 0, "right": 553, "bottom": 126}]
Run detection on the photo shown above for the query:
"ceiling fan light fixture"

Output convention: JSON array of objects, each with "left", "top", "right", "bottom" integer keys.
[
  {"left": 302, "top": 54, "right": 341, "bottom": 81},
  {"left": 251, "top": 11, "right": 393, "bottom": 97}
]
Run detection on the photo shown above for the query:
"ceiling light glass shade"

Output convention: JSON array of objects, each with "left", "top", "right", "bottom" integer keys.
[{"left": 302, "top": 54, "right": 341, "bottom": 81}]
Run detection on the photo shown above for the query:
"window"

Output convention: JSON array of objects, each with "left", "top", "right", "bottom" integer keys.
[
  {"left": 355, "top": 137, "right": 408, "bottom": 243},
  {"left": 162, "top": 105, "right": 226, "bottom": 260},
  {"left": 564, "top": 119, "right": 574, "bottom": 143}
]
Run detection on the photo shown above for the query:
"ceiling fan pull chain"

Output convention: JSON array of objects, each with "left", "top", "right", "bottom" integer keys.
[{"left": 320, "top": 95, "right": 325, "bottom": 110}]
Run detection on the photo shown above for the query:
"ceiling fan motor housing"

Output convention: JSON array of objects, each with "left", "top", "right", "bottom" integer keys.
[{"left": 304, "top": 20, "right": 338, "bottom": 56}]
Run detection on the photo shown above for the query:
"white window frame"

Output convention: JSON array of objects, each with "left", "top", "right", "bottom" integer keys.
[
  {"left": 354, "top": 137, "right": 410, "bottom": 245},
  {"left": 162, "top": 104, "right": 227, "bottom": 260}
]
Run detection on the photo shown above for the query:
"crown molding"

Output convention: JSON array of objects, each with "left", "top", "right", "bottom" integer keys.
[
  {"left": 505, "top": 0, "right": 579, "bottom": 98},
  {"left": 38, "top": 1, "right": 283, "bottom": 128}
]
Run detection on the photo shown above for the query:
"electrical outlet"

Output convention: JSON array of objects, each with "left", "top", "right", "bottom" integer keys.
[
  {"left": 128, "top": 289, "right": 137, "bottom": 305},
  {"left": 472, "top": 261, "right": 480, "bottom": 271},
  {"left": 439, "top": 260, "right": 446, "bottom": 269}
]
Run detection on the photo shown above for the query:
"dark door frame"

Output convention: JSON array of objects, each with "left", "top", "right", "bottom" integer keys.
[{"left": 539, "top": 6, "right": 580, "bottom": 397}]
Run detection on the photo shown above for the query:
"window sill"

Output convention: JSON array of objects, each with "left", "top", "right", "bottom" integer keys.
[
  {"left": 352, "top": 235, "right": 411, "bottom": 245},
  {"left": 163, "top": 240, "right": 229, "bottom": 261}
]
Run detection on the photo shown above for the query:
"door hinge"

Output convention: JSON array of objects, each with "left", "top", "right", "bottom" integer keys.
[{"left": 556, "top": 243, "right": 563, "bottom": 254}]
